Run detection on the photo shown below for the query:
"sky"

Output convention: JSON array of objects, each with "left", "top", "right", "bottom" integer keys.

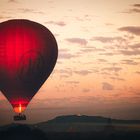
[{"left": 0, "top": 0, "right": 140, "bottom": 125}]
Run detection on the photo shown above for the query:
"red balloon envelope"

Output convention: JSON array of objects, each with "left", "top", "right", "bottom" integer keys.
[{"left": 0, "top": 19, "right": 58, "bottom": 113}]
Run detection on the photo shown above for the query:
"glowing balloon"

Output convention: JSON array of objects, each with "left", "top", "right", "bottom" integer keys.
[{"left": 0, "top": 19, "right": 58, "bottom": 113}]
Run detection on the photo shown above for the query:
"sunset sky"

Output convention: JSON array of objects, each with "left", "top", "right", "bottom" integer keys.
[{"left": 0, "top": 0, "right": 140, "bottom": 125}]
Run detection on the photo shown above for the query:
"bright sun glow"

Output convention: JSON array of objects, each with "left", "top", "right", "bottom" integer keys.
[
  {"left": 19, "top": 103, "right": 22, "bottom": 113},
  {"left": 13, "top": 102, "right": 26, "bottom": 113}
]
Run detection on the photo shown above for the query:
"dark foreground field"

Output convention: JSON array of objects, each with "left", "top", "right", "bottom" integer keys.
[
  {"left": 0, "top": 124, "right": 140, "bottom": 140},
  {"left": 1, "top": 115, "right": 140, "bottom": 140}
]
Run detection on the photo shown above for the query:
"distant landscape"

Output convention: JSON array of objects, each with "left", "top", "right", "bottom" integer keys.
[{"left": 0, "top": 115, "right": 140, "bottom": 140}]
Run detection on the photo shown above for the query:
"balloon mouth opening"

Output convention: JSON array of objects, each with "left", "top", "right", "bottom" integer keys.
[{"left": 11, "top": 100, "right": 29, "bottom": 113}]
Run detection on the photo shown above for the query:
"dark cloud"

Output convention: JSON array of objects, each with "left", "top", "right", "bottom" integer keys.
[
  {"left": 121, "top": 59, "right": 138, "bottom": 65},
  {"left": 134, "top": 57, "right": 140, "bottom": 60},
  {"left": 45, "top": 21, "right": 66, "bottom": 26},
  {"left": 122, "top": 4, "right": 140, "bottom": 13},
  {"left": 135, "top": 71, "right": 140, "bottom": 74},
  {"left": 91, "top": 36, "right": 126, "bottom": 43},
  {"left": 82, "top": 88, "right": 90, "bottom": 93},
  {"left": 118, "top": 26, "right": 140, "bottom": 36},
  {"left": 65, "top": 38, "right": 88, "bottom": 46},
  {"left": 18, "top": 8, "right": 44, "bottom": 14},
  {"left": 58, "top": 49, "right": 77, "bottom": 59},
  {"left": 98, "top": 59, "right": 107, "bottom": 62},
  {"left": 129, "top": 8, "right": 140, "bottom": 13},
  {"left": 99, "top": 52, "right": 115, "bottom": 56},
  {"left": 59, "top": 74, "right": 70, "bottom": 78},
  {"left": 18, "top": 8, "right": 34, "bottom": 13},
  {"left": 55, "top": 69, "right": 73, "bottom": 76},
  {"left": 128, "top": 43, "right": 140, "bottom": 49},
  {"left": 57, "top": 69, "right": 92, "bottom": 77},
  {"left": 100, "top": 43, "right": 140, "bottom": 56},
  {"left": 133, "top": 4, "right": 140, "bottom": 7},
  {"left": 80, "top": 46, "right": 105, "bottom": 54},
  {"left": 8, "top": 0, "right": 17, "bottom": 2},
  {"left": 102, "top": 82, "right": 114, "bottom": 90},
  {"left": 66, "top": 81, "right": 79, "bottom": 84},
  {"left": 59, "top": 52, "right": 76, "bottom": 59},
  {"left": 91, "top": 35, "right": 135, "bottom": 56},
  {"left": 120, "top": 49, "right": 140, "bottom": 55},
  {"left": 101, "top": 66, "right": 122, "bottom": 77},
  {"left": 74, "top": 70, "right": 92, "bottom": 76},
  {"left": 94, "top": 39, "right": 140, "bottom": 56},
  {"left": 109, "top": 77, "right": 125, "bottom": 81},
  {"left": 100, "top": 71, "right": 110, "bottom": 76},
  {"left": 102, "top": 67, "right": 122, "bottom": 73},
  {"left": 79, "top": 48, "right": 93, "bottom": 53},
  {"left": 105, "top": 23, "right": 114, "bottom": 26}
]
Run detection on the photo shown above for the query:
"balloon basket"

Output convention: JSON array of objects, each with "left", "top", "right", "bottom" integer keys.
[{"left": 13, "top": 113, "right": 26, "bottom": 121}]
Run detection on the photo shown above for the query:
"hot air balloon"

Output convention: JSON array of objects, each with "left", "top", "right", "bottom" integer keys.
[{"left": 0, "top": 19, "right": 58, "bottom": 120}]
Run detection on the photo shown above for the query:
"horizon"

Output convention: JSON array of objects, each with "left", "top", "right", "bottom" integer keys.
[
  {"left": 1, "top": 113, "right": 140, "bottom": 127},
  {"left": 0, "top": 0, "right": 140, "bottom": 125}
]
